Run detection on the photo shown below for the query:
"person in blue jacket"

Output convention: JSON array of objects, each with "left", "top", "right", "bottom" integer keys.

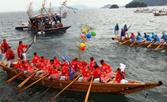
[{"left": 136, "top": 32, "right": 143, "bottom": 43}]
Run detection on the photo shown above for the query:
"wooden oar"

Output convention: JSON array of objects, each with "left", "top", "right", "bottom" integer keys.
[
  {"left": 19, "top": 74, "right": 49, "bottom": 93},
  {"left": 120, "top": 39, "right": 129, "bottom": 45},
  {"left": 25, "top": 35, "right": 37, "bottom": 53},
  {"left": 130, "top": 41, "right": 137, "bottom": 47},
  {"left": 147, "top": 40, "right": 155, "bottom": 48},
  {"left": 84, "top": 77, "right": 94, "bottom": 102},
  {"left": 155, "top": 41, "right": 164, "bottom": 50},
  {"left": 138, "top": 40, "right": 146, "bottom": 46},
  {"left": 5, "top": 72, "right": 23, "bottom": 84},
  {"left": 17, "top": 73, "right": 36, "bottom": 88},
  {"left": 51, "top": 74, "right": 81, "bottom": 101}
]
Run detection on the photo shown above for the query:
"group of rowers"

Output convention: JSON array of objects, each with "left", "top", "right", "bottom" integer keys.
[
  {"left": 0, "top": 39, "right": 128, "bottom": 84},
  {"left": 127, "top": 32, "right": 167, "bottom": 44}
]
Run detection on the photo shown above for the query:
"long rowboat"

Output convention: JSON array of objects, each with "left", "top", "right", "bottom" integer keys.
[
  {"left": 112, "top": 37, "right": 167, "bottom": 50},
  {"left": 0, "top": 63, "right": 162, "bottom": 95}
]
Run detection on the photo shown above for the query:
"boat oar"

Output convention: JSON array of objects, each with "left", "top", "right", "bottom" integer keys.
[
  {"left": 130, "top": 41, "right": 137, "bottom": 47},
  {"left": 51, "top": 74, "right": 81, "bottom": 101},
  {"left": 17, "top": 73, "right": 36, "bottom": 88},
  {"left": 84, "top": 77, "right": 94, "bottom": 102},
  {"left": 138, "top": 40, "right": 146, "bottom": 46},
  {"left": 5, "top": 72, "right": 23, "bottom": 84},
  {"left": 154, "top": 41, "right": 164, "bottom": 50},
  {"left": 25, "top": 35, "right": 37, "bottom": 53},
  {"left": 147, "top": 40, "right": 155, "bottom": 48},
  {"left": 19, "top": 74, "right": 49, "bottom": 93},
  {"left": 120, "top": 39, "right": 129, "bottom": 45}
]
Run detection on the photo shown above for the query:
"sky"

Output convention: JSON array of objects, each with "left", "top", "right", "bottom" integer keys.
[{"left": 0, "top": 0, "right": 132, "bottom": 12}]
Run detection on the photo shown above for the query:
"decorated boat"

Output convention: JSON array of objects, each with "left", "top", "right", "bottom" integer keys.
[
  {"left": 0, "top": 62, "right": 162, "bottom": 95},
  {"left": 15, "top": 0, "right": 71, "bottom": 35},
  {"left": 112, "top": 37, "right": 167, "bottom": 50}
]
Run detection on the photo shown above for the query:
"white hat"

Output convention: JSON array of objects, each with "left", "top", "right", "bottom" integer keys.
[{"left": 120, "top": 63, "right": 126, "bottom": 72}]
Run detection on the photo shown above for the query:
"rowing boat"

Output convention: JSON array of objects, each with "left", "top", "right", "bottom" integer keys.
[
  {"left": 112, "top": 37, "right": 167, "bottom": 50},
  {"left": 0, "top": 62, "right": 162, "bottom": 95}
]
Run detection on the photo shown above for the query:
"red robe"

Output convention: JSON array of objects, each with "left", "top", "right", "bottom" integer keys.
[
  {"left": 53, "top": 58, "right": 61, "bottom": 68},
  {"left": 89, "top": 60, "right": 95, "bottom": 71},
  {"left": 6, "top": 49, "right": 15, "bottom": 60},
  {"left": 93, "top": 67, "right": 102, "bottom": 78},
  {"left": 32, "top": 54, "right": 41, "bottom": 64},
  {"left": 1, "top": 41, "right": 9, "bottom": 53},
  {"left": 115, "top": 70, "right": 123, "bottom": 83},
  {"left": 17, "top": 44, "right": 28, "bottom": 59}
]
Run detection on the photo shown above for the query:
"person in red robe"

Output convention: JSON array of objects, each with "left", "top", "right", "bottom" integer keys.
[
  {"left": 89, "top": 57, "right": 95, "bottom": 71},
  {"left": 61, "top": 60, "right": 69, "bottom": 80},
  {"left": 71, "top": 58, "right": 78, "bottom": 72},
  {"left": 17, "top": 41, "right": 28, "bottom": 60},
  {"left": 115, "top": 68, "right": 124, "bottom": 83},
  {"left": 31, "top": 52, "right": 41, "bottom": 65},
  {"left": 100, "top": 60, "right": 114, "bottom": 79},
  {"left": 53, "top": 56, "right": 61, "bottom": 69},
  {"left": 5, "top": 46, "right": 15, "bottom": 68},
  {"left": 93, "top": 62, "right": 102, "bottom": 79},
  {"left": 48, "top": 59, "right": 60, "bottom": 80},
  {"left": 0, "top": 39, "right": 9, "bottom": 61}
]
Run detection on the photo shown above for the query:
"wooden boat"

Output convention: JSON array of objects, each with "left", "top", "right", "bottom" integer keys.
[
  {"left": 112, "top": 37, "right": 167, "bottom": 50},
  {"left": 0, "top": 62, "right": 162, "bottom": 95},
  {"left": 154, "top": 11, "right": 167, "bottom": 16}
]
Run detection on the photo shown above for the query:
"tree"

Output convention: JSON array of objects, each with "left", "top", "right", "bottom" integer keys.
[{"left": 125, "top": 1, "right": 147, "bottom": 8}]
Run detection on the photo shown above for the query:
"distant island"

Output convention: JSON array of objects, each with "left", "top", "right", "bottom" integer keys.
[
  {"left": 102, "top": 4, "right": 119, "bottom": 9},
  {"left": 125, "top": 1, "right": 147, "bottom": 8},
  {"left": 133, "top": 0, "right": 167, "bottom": 6}
]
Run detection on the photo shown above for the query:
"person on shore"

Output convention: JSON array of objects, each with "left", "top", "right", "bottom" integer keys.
[
  {"left": 5, "top": 46, "right": 15, "bottom": 68},
  {"left": 114, "top": 23, "right": 119, "bottom": 37},
  {"left": 0, "top": 39, "right": 9, "bottom": 61},
  {"left": 17, "top": 41, "right": 28, "bottom": 60}
]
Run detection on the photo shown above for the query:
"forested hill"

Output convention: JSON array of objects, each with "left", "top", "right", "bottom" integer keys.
[{"left": 133, "top": 0, "right": 167, "bottom": 6}]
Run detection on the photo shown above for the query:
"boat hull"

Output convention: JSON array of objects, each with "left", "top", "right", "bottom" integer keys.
[
  {"left": 15, "top": 26, "right": 71, "bottom": 35},
  {"left": 0, "top": 63, "right": 162, "bottom": 95},
  {"left": 112, "top": 37, "right": 167, "bottom": 50}
]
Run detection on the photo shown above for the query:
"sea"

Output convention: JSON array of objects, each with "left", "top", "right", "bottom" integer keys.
[{"left": 0, "top": 6, "right": 167, "bottom": 102}]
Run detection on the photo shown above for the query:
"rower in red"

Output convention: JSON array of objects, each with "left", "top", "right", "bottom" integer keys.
[
  {"left": 0, "top": 39, "right": 9, "bottom": 61},
  {"left": 17, "top": 41, "right": 28, "bottom": 60}
]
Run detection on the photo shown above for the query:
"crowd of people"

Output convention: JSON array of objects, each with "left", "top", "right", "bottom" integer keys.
[
  {"left": 30, "top": 13, "right": 63, "bottom": 33},
  {"left": 114, "top": 24, "right": 167, "bottom": 44},
  {"left": 0, "top": 39, "right": 127, "bottom": 84}
]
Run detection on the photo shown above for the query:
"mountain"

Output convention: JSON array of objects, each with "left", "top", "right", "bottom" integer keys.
[
  {"left": 102, "top": 4, "right": 119, "bottom": 9},
  {"left": 133, "top": 0, "right": 167, "bottom": 6}
]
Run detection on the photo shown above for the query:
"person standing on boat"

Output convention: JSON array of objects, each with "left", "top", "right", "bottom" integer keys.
[
  {"left": 130, "top": 33, "right": 136, "bottom": 42},
  {"left": 0, "top": 39, "right": 9, "bottom": 61},
  {"left": 17, "top": 41, "right": 28, "bottom": 60},
  {"left": 120, "top": 29, "right": 125, "bottom": 40},
  {"left": 5, "top": 46, "right": 15, "bottom": 68},
  {"left": 136, "top": 32, "right": 143, "bottom": 43},
  {"left": 114, "top": 23, "right": 119, "bottom": 37}
]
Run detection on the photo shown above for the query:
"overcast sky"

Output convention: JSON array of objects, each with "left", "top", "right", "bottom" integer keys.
[{"left": 0, "top": 0, "right": 132, "bottom": 12}]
